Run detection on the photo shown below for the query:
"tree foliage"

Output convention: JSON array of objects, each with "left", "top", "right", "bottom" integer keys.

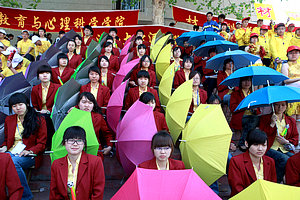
[{"left": 0, "top": 0, "right": 41, "bottom": 9}]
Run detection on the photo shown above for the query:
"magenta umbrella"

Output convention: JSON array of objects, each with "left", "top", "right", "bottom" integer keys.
[
  {"left": 106, "top": 80, "right": 128, "bottom": 133},
  {"left": 111, "top": 168, "right": 221, "bottom": 200},
  {"left": 124, "top": 34, "right": 135, "bottom": 46},
  {"left": 120, "top": 51, "right": 134, "bottom": 66},
  {"left": 112, "top": 57, "right": 140, "bottom": 92},
  {"left": 119, "top": 41, "right": 133, "bottom": 63},
  {"left": 116, "top": 101, "right": 157, "bottom": 175}
]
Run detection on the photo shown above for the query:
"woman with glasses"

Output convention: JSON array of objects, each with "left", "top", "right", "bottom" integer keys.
[
  {"left": 50, "top": 126, "right": 105, "bottom": 200},
  {"left": 138, "top": 131, "right": 185, "bottom": 170}
]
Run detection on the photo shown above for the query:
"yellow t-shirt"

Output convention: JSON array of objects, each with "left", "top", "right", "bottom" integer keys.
[
  {"left": 67, "top": 152, "right": 82, "bottom": 190},
  {"left": 253, "top": 158, "right": 264, "bottom": 180},
  {"left": 269, "top": 34, "right": 290, "bottom": 61},
  {"left": 139, "top": 86, "right": 147, "bottom": 96},
  {"left": 290, "top": 36, "right": 300, "bottom": 48},
  {"left": 42, "top": 83, "right": 50, "bottom": 110},
  {"left": 258, "top": 35, "right": 271, "bottom": 58},
  {"left": 35, "top": 40, "right": 51, "bottom": 57},
  {"left": 271, "top": 117, "right": 288, "bottom": 153},
  {"left": 286, "top": 32, "right": 295, "bottom": 42},
  {"left": 251, "top": 27, "right": 261, "bottom": 35},
  {"left": 156, "top": 159, "right": 169, "bottom": 170},
  {"left": 17, "top": 39, "right": 35, "bottom": 57},
  {"left": 9, "top": 117, "right": 23, "bottom": 152},
  {"left": 0, "top": 39, "right": 11, "bottom": 70},
  {"left": 90, "top": 83, "right": 99, "bottom": 100},
  {"left": 235, "top": 27, "right": 252, "bottom": 46}
]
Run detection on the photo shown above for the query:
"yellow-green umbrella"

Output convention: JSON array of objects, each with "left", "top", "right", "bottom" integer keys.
[
  {"left": 165, "top": 79, "right": 193, "bottom": 143},
  {"left": 180, "top": 104, "right": 232, "bottom": 186},
  {"left": 155, "top": 43, "right": 172, "bottom": 81},
  {"left": 230, "top": 179, "right": 300, "bottom": 200},
  {"left": 159, "top": 62, "right": 175, "bottom": 108},
  {"left": 150, "top": 34, "right": 170, "bottom": 63},
  {"left": 150, "top": 29, "right": 163, "bottom": 48}
]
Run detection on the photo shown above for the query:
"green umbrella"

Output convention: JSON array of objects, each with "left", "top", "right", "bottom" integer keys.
[
  {"left": 50, "top": 108, "right": 99, "bottom": 162},
  {"left": 71, "top": 58, "right": 93, "bottom": 79},
  {"left": 86, "top": 39, "right": 98, "bottom": 57}
]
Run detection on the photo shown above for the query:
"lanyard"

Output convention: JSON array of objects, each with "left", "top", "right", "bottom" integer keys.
[{"left": 16, "top": 123, "right": 23, "bottom": 139}]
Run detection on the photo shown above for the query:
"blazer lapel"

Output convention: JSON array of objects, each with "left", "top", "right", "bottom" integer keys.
[
  {"left": 46, "top": 83, "right": 54, "bottom": 99},
  {"left": 244, "top": 152, "right": 257, "bottom": 182},
  {"left": 58, "top": 157, "right": 68, "bottom": 193},
  {"left": 76, "top": 152, "right": 88, "bottom": 187},
  {"left": 37, "top": 84, "right": 43, "bottom": 103}
]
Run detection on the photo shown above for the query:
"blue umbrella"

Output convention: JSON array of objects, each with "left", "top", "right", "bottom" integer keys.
[
  {"left": 235, "top": 86, "right": 300, "bottom": 111},
  {"left": 176, "top": 31, "right": 202, "bottom": 47},
  {"left": 205, "top": 50, "right": 260, "bottom": 70},
  {"left": 220, "top": 66, "right": 289, "bottom": 87},
  {"left": 193, "top": 40, "right": 238, "bottom": 57},
  {"left": 187, "top": 31, "right": 225, "bottom": 47}
]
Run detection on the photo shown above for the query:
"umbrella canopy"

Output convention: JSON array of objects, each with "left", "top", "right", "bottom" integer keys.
[
  {"left": 180, "top": 104, "right": 232, "bottom": 186},
  {"left": 206, "top": 50, "right": 261, "bottom": 70},
  {"left": 107, "top": 80, "right": 129, "bottom": 133},
  {"left": 71, "top": 58, "right": 94, "bottom": 81},
  {"left": 165, "top": 79, "right": 193, "bottom": 143},
  {"left": 155, "top": 43, "right": 172, "bottom": 81},
  {"left": 220, "top": 66, "right": 289, "bottom": 87},
  {"left": 112, "top": 57, "right": 140, "bottom": 92},
  {"left": 51, "top": 78, "right": 81, "bottom": 130},
  {"left": 124, "top": 34, "right": 135, "bottom": 46},
  {"left": 25, "top": 59, "right": 50, "bottom": 86},
  {"left": 50, "top": 108, "right": 99, "bottom": 162},
  {"left": 159, "top": 62, "right": 175, "bottom": 108},
  {"left": 150, "top": 34, "right": 170, "bottom": 63},
  {"left": 111, "top": 168, "right": 221, "bottom": 200},
  {"left": 119, "top": 41, "right": 133, "bottom": 63},
  {"left": 150, "top": 29, "right": 164, "bottom": 47},
  {"left": 55, "top": 29, "right": 77, "bottom": 49},
  {"left": 40, "top": 44, "right": 61, "bottom": 61},
  {"left": 116, "top": 101, "right": 157, "bottom": 174},
  {"left": 120, "top": 51, "right": 134, "bottom": 66},
  {"left": 193, "top": 40, "right": 239, "bottom": 57},
  {"left": 0, "top": 111, "right": 7, "bottom": 146},
  {"left": 187, "top": 31, "right": 225, "bottom": 47},
  {"left": 86, "top": 39, "right": 98, "bottom": 57},
  {"left": 230, "top": 179, "right": 300, "bottom": 200},
  {"left": 176, "top": 31, "right": 201, "bottom": 47},
  {"left": 236, "top": 86, "right": 300, "bottom": 111},
  {"left": 72, "top": 60, "right": 95, "bottom": 85}
]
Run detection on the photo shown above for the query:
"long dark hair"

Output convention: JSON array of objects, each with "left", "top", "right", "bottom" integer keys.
[
  {"left": 78, "top": 92, "right": 102, "bottom": 114},
  {"left": 8, "top": 93, "right": 41, "bottom": 138}
]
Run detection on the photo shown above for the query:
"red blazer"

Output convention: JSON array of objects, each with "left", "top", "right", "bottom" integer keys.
[
  {"left": 51, "top": 67, "right": 74, "bottom": 84},
  {"left": 99, "top": 70, "right": 115, "bottom": 91},
  {"left": 3, "top": 115, "right": 47, "bottom": 168},
  {"left": 138, "top": 157, "right": 185, "bottom": 170},
  {"left": 115, "top": 39, "right": 123, "bottom": 50},
  {"left": 154, "top": 111, "right": 169, "bottom": 132},
  {"left": 228, "top": 151, "right": 277, "bottom": 196},
  {"left": 100, "top": 47, "right": 120, "bottom": 57},
  {"left": 91, "top": 112, "right": 113, "bottom": 148},
  {"left": 31, "top": 82, "right": 60, "bottom": 112},
  {"left": 131, "top": 47, "right": 150, "bottom": 59},
  {"left": 259, "top": 114, "right": 299, "bottom": 150},
  {"left": 188, "top": 88, "right": 207, "bottom": 113},
  {"left": 79, "top": 45, "right": 87, "bottom": 60},
  {"left": 125, "top": 86, "right": 161, "bottom": 111},
  {"left": 170, "top": 59, "right": 183, "bottom": 69},
  {"left": 130, "top": 67, "right": 157, "bottom": 88},
  {"left": 68, "top": 54, "right": 82, "bottom": 70},
  {"left": 99, "top": 54, "right": 120, "bottom": 74},
  {"left": 229, "top": 89, "right": 246, "bottom": 130},
  {"left": 182, "top": 46, "right": 193, "bottom": 57},
  {"left": 80, "top": 83, "right": 110, "bottom": 109},
  {"left": 0, "top": 153, "right": 23, "bottom": 200},
  {"left": 194, "top": 56, "right": 205, "bottom": 72},
  {"left": 285, "top": 152, "right": 300, "bottom": 186},
  {"left": 173, "top": 68, "right": 189, "bottom": 89},
  {"left": 50, "top": 151, "right": 105, "bottom": 200},
  {"left": 217, "top": 71, "right": 230, "bottom": 100},
  {"left": 82, "top": 36, "right": 94, "bottom": 47}
]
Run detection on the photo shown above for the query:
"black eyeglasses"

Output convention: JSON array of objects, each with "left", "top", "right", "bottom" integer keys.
[{"left": 66, "top": 139, "right": 84, "bottom": 145}]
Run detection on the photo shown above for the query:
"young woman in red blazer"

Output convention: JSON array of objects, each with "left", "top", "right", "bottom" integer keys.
[
  {"left": 0, "top": 153, "right": 23, "bottom": 200},
  {"left": 125, "top": 70, "right": 161, "bottom": 111},
  {"left": 285, "top": 152, "right": 300, "bottom": 186},
  {"left": 217, "top": 59, "right": 235, "bottom": 100},
  {"left": 170, "top": 47, "right": 183, "bottom": 72},
  {"left": 173, "top": 56, "right": 193, "bottom": 88},
  {"left": 99, "top": 41, "right": 120, "bottom": 73},
  {"left": 259, "top": 101, "right": 299, "bottom": 183},
  {"left": 139, "top": 131, "right": 185, "bottom": 170},
  {"left": 50, "top": 126, "right": 105, "bottom": 200},
  {"left": 74, "top": 35, "right": 87, "bottom": 60},
  {"left": 109, "top": 28, "right": 123, "bottom": 50},
  {"left": 0, "top": 93, "right": 47, "bottom": 200},
  {"left": 228, "top": 129, "right": 277, "bottom": 197},
  {"left": 98, "top": 55, "right": 115, "bottom": 91},
  {"left": 51, "top": 53, "right": 74, "bottom": 85},
  {"left": 82, "top": 25, "right": 95, "bottom": 47},
  {"left": 66, "top": 40, "right": 82, "bottom": 70},
  {"left": 188, "top": 71, "right": 207, "bottom": 114}
]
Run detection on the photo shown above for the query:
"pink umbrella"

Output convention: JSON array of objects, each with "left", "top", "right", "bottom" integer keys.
[
  {"left": 111, "top": 168, "right": 222, "bottom": 200},
  {"left": 119, "top": 42, "right": 133, "bottom": 63},
  {"left": 124, "top": 34, "right": 135, "bottom": 46},
  {"left": 116, "top": 101, "right": 157, "bottom": 175},
  {"left": 106, "top": 80, "right": 128, "bottom": 133},
  {"left": 112, "top": 57, "right": 140, "bottom": 92},
  {"left": 120, "top": 51, "right": 134, "bottom": 67}
]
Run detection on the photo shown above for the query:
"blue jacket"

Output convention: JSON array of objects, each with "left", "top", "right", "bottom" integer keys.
[{"left": 203, "top": 20, "right": 219, "bottom": 32}]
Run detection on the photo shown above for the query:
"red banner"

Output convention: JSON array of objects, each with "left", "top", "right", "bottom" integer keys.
[
  {"left": 172, "top": 5, "right": 256, "bottom": 31},
  {"left": 93, "top": 25, "right": 190, "bottom": 43},
  {"left": 0, "top": 6, "right": 139, "bottom": 32}
]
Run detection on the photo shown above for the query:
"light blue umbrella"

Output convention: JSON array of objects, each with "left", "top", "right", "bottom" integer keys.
[
  {"left": 193, "top": 40, "right": 238, "bottom": 57},
  {"left": 187, "top": 31, "right": 225, "bottom": 47},
  {"left": 220, "top": 66, "right": 289, "bottom": 87},
  {"left": 205, "top": 50, "right": 260, "bottom": 70},
  {"left": 235, "top": 86, "right": 300, "bottom": 111},
  {"left": 176, "top": 31, "right": 202, "bottom": 47}
]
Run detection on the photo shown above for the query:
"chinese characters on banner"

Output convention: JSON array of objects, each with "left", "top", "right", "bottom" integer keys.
[
  {"left": 0, "top": 6, "right": 139, "bottom": 32},
  {"left": 172, "top": 5, "right": 256, "bottom": 31},
  {"left": 254, "top": 3, "right": 276, "bottom": 20}
]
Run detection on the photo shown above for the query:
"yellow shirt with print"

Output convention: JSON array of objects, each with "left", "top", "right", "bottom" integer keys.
[
  {"left": 235, "top": 27, "right": 252, "bottom": 46},
  {"left": 251, "top": 27, "right": 261, "bottom": 35},
  {"left": 258, "top": 34, "right": 271, "bottom": 58},
  {"left": 35, "top": 40, "right": 51, "bottom": 57},
  {"left": 17, "top": 39, "right": 35, "bottom": 57},
  {"left": 9, "top": 117, "right": 23, "bottom": 151},
  {"left": 67, "top": 152, "right": 82, "bottom": 190},
  {"left": 269, "top": 34, "right": 290, "bottom": 61},
  {"left": 286, "top": 32, "right": 295, "bottom": 42}
]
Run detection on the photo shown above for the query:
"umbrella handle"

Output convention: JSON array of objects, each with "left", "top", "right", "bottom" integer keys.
[
  {"left": 110, "top": 140, "right": 118, "bottom": 143},
  {"left": 179, "top": 140, "right": 186, "bottom": 142}
]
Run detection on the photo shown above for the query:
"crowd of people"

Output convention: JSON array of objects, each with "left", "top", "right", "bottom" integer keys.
[{"left": 0, "top": 10, "right": 300, "bottom": 199}]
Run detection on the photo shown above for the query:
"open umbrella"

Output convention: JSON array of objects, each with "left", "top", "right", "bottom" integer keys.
[
  {"left": 220, "top": 66, "right": 289, "bottom": 87},
  {"left": 187, "top": 31, "right": 225, "bottom": 47},
  {"left": 107, "top": 80, "right": 129, "bottom": 133},
  {"left": 111, "top": 168, "right": 221, "bottom": 200},
  {"left": 155, "top": 43, "right": 172, "bottom": 81},
  {"left": 112, "top": 57, "right": 140, "bottom": 92},
  {"left": 25, "top": 59, "right": 50, "bottom": 86},
  {"left": 86, "top": 39, "right": 98, "bottom": 57},
  {"left": 124, "top": 34, "right": 135, "bottom": 46},
  {"left": 165, "top": 79, "right": 193, "bottom": 143},
  {"left": 116, "top": 100, "right": 157, "bottom": 174},
  {"left": 159, "top": 62, "right": 175, "bottom": 108},
  {"left": 230, "top": 179, "right": 300, "bottom": 200},
  {"left": 193, "top": 40, "right": 239, "bottom": 57},
  {"left": 176, "top": 31, "right": 201, "bottom": 47},
  {"left": 120, "top": 52, "right": 134, "bottom": 66},
  {"left": 150, "top": 34, "right": 170, "bottom": 63},
  {"left": 206, "top": 50, "right": 261, "bottom": 70},
  {"left": 40, "top": 44, "right": 61, "bottom": 61},
  {"left": 180, "top": 104, "right": 232, "bottom": 186},
  {"left": 236, "top": 86, "right": 300, "bottom": 111},
  {"left": 0, "top": 111, "right": 7, "bottom": 146},
  {"left": 50, "top": 108, "right": 99, "bottom": 162},
  {"left": 71, "top": 58, "right": 94, "bottom": 80},
  {"left": 119, "top": 41, "right": 133, "bottom": 63},
  {"left": 55, "top": 29, "right": 77, "bottom": 50},
  {"left": 72, "top": 60, "right": 95, "bottom": 85},
  {"left": 51, "top": 78, "right": 81, "bottom": 130},
  {"left": 150, "top": 29, "right": 163, "bottom": 47}
]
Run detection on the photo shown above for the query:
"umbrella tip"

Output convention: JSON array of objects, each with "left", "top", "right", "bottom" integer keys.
[{"left": 179, "top": 140, "right": 186, "bottom": 142}]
